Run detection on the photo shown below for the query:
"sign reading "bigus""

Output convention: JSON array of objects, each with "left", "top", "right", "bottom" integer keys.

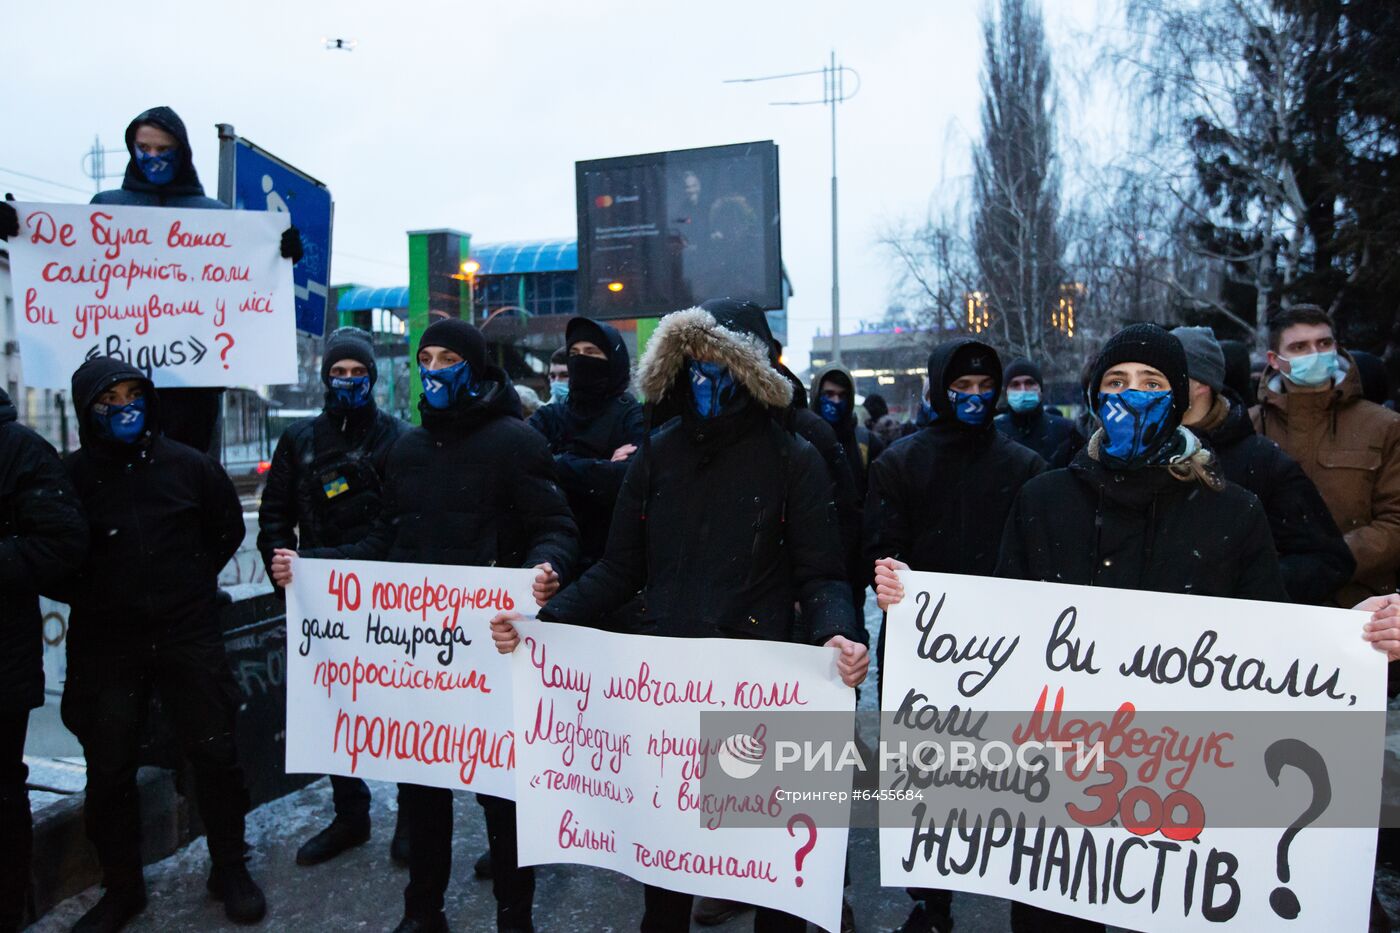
[
  {"left": 286, "top": 558, "right": 533, "bottom": 800},
  {"left": 7, "top": 202, "right": 296, "bottom": 388}
]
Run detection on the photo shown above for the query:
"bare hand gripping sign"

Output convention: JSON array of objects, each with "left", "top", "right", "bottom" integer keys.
[
  {"left": 286, "top": 558, "right": 533, "bottom": 800},
  {"left": 7, "top": 202, "right": 297, "bottom": 388},
  {"left": 878, "top": 571, "right": 1386, "bottom": 932}
]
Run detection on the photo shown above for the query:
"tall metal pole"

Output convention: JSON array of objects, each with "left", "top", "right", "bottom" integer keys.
[{"left": 828, "top": 51, "right": 841, "bottom": 363}]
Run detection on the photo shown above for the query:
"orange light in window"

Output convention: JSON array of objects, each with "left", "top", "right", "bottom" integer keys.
[{"left": 607, "top": 281, "right": 625, "bottom": 293}]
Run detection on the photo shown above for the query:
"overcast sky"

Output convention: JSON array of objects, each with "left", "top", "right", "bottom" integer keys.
[{"left": 3, "top": 0, "right": 1123, "bottom": 370}]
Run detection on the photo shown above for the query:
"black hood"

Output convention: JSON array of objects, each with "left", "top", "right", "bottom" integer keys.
[
  {"left": 418, "top": 362, "right": 522, "bottom": 433},
  {"left": 565, "top": 317, "right": 630, "bottom": 399},
  {"left": 925, "top": 338, "right": 1002, "bottom": 424},
  {"left": 71, "top": 356, "right": 159, "bottom": 450},
  {"left": 0, "top": 387, "right": 15, "bottom": 427},
  {"left": 121, "top": 106, "right": 208, "bottom": 198},
  {"left": 777, "top": 363, "right": 808, "bottom": 409}
]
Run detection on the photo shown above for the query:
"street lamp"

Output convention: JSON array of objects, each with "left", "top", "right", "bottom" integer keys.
[{"left": 726, "top": 51, "right": 860, "bottom": 362}]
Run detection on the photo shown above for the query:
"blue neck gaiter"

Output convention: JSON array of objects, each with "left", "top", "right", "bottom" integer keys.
[
  {"left": 329, "top": 375, "right": 372, "bottom": 410},
  {"left": 135, "top": 148, "right": 178, "bottom": 185},
  {"left": 420, "top": 361, "right": 474, "bottom": 409},
  {"left": 948, "top": 389, "right": 997, "bottom": 427},
  {"left": 93, "top": 396, "right": 147, "bottom": 444},
  {"left": 689, "top": 361, "right": 738, "bottom": 419},
  {"left": 817, "top": 396, "right": 850, "bottom": 426},
  {"left": 1097, "top": 388, "right": 1175, "bottom": 467}
]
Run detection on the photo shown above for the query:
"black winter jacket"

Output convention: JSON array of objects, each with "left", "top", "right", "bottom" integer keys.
[
  {"left": 995, "top": 405, "right": 1075, "bottom": 463},
  {"left": 305, "top": 366, "right": 577, "bottom": 578},
  {"left": 0, "top": 390, "right": 88, "bottom": 710},
  {"left": 528, "top": 320, "right": 645, "bottom": 572},
  {"left": 1196, "top": 392, "right": 1355, "bottom": 605},
  {"left": 257, "top": 405, "right": 407, "bottom": 578},
  {"left": 542, "top": 308, "right": 860, "bottom": 646},
  {"left": 997, "top": 447, "right": 1288, "bottom": 601},
  {"left": 62, "top": 359, "right": 245, "bottom": 655}
]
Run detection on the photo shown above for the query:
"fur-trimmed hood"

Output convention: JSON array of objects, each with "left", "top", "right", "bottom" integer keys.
[{"left": 635, "top": 307, "right": 793, "bottom": 410}]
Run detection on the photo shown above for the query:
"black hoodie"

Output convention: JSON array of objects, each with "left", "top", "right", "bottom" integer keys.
[
  {"left": 91, "top": 106, "right": 225, "bottom": 208},
  {"left": 864, "top": 338, "right": 1045, "bottom": 576},
  {"left": 528, "top": 318, "right": 645, "bottom": 571},
  {"left": 305, "top": 363, "right": 577, "bottom": 578},
  {"left": 0, "top": 389, "right": 88, "bottom": 709},
  {"left": 62, "top": 358, "right": 245, "bottom": 654}
]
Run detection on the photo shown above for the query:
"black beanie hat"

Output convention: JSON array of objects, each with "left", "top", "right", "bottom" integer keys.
[
  {"left": 944, "top": 343, "right": 1001, "bottom": 387},
  {"left": 1087, "top": 323, "right": 1190, "bottom": 417},
  {"left": 1003, "top": 358, "right": 1043, "bottom": 386},
  {"left": 321, "top": 327, "right": 378, "bottom": 386},
  {"left": 420, "top": 318, "right": 488, "bottom": 373}
]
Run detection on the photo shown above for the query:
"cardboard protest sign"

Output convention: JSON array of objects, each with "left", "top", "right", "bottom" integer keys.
[
  {"left": 7, "top": 202, "right": 296, "bottom": 388},
  {"left": 878, "top": 571, "right": 1386, "bottom": 932},
  {"left": 286, "top": 558, "right": 532, "bottom": 800},
  {"left": 511, "top": 620, "right": 855, "bottom": 932}
]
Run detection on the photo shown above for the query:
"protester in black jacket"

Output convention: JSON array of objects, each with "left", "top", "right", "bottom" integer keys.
[
  {"left": 256, "top": 327, "right": 409, "bottom": 867},
  {"left": 866, "top": 338, "right": 1044, "bottom": 933},
  {"left": 1175, "top": 326, "right": 1355, "bottom": 605},
  {"left": 994, "top": 358, "right": 1074, "bottom": 462},
  {"left": 271, "top": 318, "right": 577, "bottom": 933},
  {"left": 810, "top": 362, "right": 885, "bottom": 500},
  {"left": 0, "top": 389, "right": 87, "bottom": 933},
  {"left": 488, "top": 305, "right": 867, "bottom": 933},
  {"left": 528, "top": 316, "right": 644, "bottom": 579},
  {"left": 59, "top": 358, "right": 262, "bottom": 931}
]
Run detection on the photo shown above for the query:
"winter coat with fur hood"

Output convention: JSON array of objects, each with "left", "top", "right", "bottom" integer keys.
[
  {"left": 541, "top": 308, "right": 861, "bottom": 645},
  {"left": 1252, "top": 352, "right": 1400, "bottom": 604}
]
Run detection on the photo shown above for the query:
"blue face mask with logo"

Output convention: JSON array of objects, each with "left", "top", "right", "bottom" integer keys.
[
  {"left": 817, "top": 395, "right": 850, "bottom": 425},
  {"left": 1007, "top": 389, "right": 1041, "bottom": 413},
  {"left": 420, "top": 360, "right": 474, "bottom": 410},
  {"left": 549, "top": 380, "right": 570, "bottom": 404},
  {"left": 948, "top": 389, "right": 997, "bottom": 427},
  {"left": 689, "top": 361, "right": 738, "bottom": 419},
  {"left": 93, "top": 396, "right": 147, "bottom": 444},
  {"left": 329, "top": 375, "right": 372, "bottom": 410},
  {"left": 1282, "top": 349, "right": 1339, "bottom": 389},
  {"left": 134, "top": 147, "right": 178, "bottom": 185},
  {"left": 1097, "top": 389, "right": 1174, "bottom": 466}
]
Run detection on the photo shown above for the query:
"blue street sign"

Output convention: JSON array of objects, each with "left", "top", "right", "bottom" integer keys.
[{"left": 220, "top": 132, "right": 333, "bottom": 336}]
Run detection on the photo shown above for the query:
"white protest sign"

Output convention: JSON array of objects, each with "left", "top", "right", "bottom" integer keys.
[
  {"left": 878, "top": 571, "right": 1386, "bottom": 932},
  {"left": 512, "top": 620, "right": 854, "bottom": 932},
  {"left": 286, "top": 558, "right": 533, "bottom": 799},
  {"left": 7, "top": 202, "right": 297, "bottom": 388}
]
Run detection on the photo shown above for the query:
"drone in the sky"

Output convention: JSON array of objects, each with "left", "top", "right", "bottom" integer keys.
[{"left": 324, "top": 38, "right": 358, "bottom": 52}]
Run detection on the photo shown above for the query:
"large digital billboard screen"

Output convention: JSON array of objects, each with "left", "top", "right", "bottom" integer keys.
[{"left": 575, "top": 141, "right": 782, "bottom": 319}]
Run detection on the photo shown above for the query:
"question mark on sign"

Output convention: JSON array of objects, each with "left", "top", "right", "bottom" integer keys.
[
  {"left": 1263, "top": 738, "right": 1331, "bottom": 919},
  {"left": 214, "top": 332, "right": 234, "bottom": 369},
  {"left": 786, "top": 813, "right": 817, "bottom": 888}
]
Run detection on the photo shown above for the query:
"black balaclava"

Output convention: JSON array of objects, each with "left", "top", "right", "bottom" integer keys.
[
  {"left": 564, "top": 316, "right": 629, "bottom": 406},
  {"left": 120, "top": 106, "right": 207, "bottom": 197}
]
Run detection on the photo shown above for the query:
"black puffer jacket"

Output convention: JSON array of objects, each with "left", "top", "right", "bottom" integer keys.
[
  {"left": 997, "top": 446, "right": 1287, "bottom": 600},
  {"left": 865, "top": 339, "right": 1045, "bottom": 576},
  {"left": 542, "top": 308, "right": 861, "bottom": 646},
  {"left": 0, "top": 389, "right": 88, "bottom": 710},
  {"left": 257, "top": 406, "right": 407, "bottom": 578},
  {"left": 529, "top": 318, "right": 645, "bottom": 572},
  {"left": 62, "top": 359, "right": 245, "bottom": 655},
  {"left": 305, "top": 365, "right": 577, "bottom": 578},
  {"left": 995, "top": 405, "right": 1075, "bottom": 463},
  {"left": 1196, "top": 391, "right": 1355, "bottom": 605},
  {"left": 809, "top": 362, "right": 885, "bottom": 500}
]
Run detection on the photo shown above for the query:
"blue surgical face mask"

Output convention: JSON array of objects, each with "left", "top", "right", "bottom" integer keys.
[
  {"left": 420, "top": 360, "right": 474, "bottom": 409},
  {"left": 1097, "top": 388, "right": 1175, "bottom": 466},
  {"left": 1282, "top": 349, "right": 1339, "bottom": 388},
  {"left": 1007, "top": 389, "right": 1041, "bottom": 413},
  {"left": 948, "top": 389, "right": 997, "bottom": 427},
  {"left": 689, "top": 360, "right": 738, "bottom": 419},
  {"left": 134, "top": 147, "right": 178, "bottom": 185},
  {"left": 329, "top": 375, "right": 372, "bottom": 410},
  {"left": 549, "top": 380, "right": 570, "bottom": 404},
  {"left": 817, "top": 395, "right": 849, "bottom": 425},
  {"left": 92, "top": 396, "right": 147, "bottom": 444}
]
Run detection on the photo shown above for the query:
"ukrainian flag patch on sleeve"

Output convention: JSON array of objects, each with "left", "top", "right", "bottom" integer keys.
[{"left": 323, "top": 476, "right": 350, "bottom": 499}]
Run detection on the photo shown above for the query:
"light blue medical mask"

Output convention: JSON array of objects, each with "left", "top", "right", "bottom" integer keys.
[
  {"left": 948, "top": 389, "right": 997, "bottom": 427},
  {"left": 549, "top": 380, "right": 570, "bottom": 404},
  {"left": 1097, "top": 389, "right": 1174, "bottom": 467},
  {"left": 420, "top": 360, "right": 475, "bottom": 409},
  {"left": 1281, "top": 349, "right": 1339, "bottom": 389},
  {"left": 92, "top": 396, "right": 147, "bottom": 444},
  {"left": 134, "top": 148, "right": 178, "bottom": 185},
  {"left": 1007, "top": 389, "right": 1041, "bottom": 413}
]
